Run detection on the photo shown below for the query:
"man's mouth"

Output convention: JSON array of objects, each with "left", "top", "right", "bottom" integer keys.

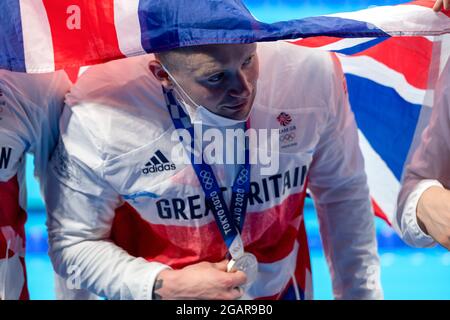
[{"left": 224, "top": 100, "right": 248, "bottom": 111}]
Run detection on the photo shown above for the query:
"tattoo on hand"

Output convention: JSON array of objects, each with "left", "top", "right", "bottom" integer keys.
[{"left": 152, "top": 278, "right": 163, "bottom": 300}]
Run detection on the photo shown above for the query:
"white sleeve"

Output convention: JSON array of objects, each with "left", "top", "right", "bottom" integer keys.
[
  {"left": 0, "top": 71, "right": 71, "bottom": 184},
  {"left": 31, "top": 71, "right": 72, "bottom": 185},
  {"left": 0, "top": 80, "right": 29, "bottom": 182},
  {"left": 396, "top": 64, "right": 450, "bottom": 248},
  {"left": 308, "top": 54, "right": 382, "bottom": 300},
  {"left": 45, "top": 106, "right": 171, "bottom": 300}
]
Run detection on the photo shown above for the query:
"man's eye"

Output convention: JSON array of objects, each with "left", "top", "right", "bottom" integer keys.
[
  {"left": 208, "top": 73, "right": 224, "bottom": 83},
  {"left": 243, "top": 56, "right": 253, "bottom": 66}
]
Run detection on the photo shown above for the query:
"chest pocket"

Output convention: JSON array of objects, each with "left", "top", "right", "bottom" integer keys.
[{"left": 251, "top": 103, "right": 328, "bottom": 154}]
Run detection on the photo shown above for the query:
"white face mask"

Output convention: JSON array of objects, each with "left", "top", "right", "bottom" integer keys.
[{"left": 161, "top": 64, "right": 251, "bottom": 127}]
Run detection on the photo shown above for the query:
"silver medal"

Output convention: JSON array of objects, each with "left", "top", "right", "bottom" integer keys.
[{"left": 227, "top": 252, "right": 258, "bottom": 285}]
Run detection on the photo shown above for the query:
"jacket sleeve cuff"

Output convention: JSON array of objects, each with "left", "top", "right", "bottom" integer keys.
[
  {"left": 401, "top": 179, "right": 440, "bottom": 247},
  {"left": 120, "top": 258, "right": 172, "bottom": 300},
  {"left": 143, "top": 262, "right": 172, "bottom": 300}
]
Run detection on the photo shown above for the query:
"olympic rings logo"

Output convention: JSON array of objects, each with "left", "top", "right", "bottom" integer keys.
[
  {"left": 280, "top": 133, "right": 295, "bottom": 143},
  {"left": 200, "top": 170, "right": 214, "bottom": 190},
  {"left": 236, "top": 168, "right": 249, "bottom": 185}
]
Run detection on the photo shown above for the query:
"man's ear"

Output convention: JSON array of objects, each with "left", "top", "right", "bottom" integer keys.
[{"left": 149, "top": 60, "right": 173, "bottom": 89}]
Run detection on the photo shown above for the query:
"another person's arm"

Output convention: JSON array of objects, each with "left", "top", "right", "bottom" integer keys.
[
  {"left": 397, "top": 62, "right": 450, "bottom": 250},
  {"left": 308, "top": 54, "right": 382, "bottom": 300},
  {"left": 46, "top": 105, "right": 246, "bottom": 300},
  {"left": 0, "top": 71, "right": 72, "bottom": 300},
  {"left": 0, "top": 80, "right": 27, "bottom": 183},
  {"left": 0, "top": 77, "right": 30, "bottom": 301}
]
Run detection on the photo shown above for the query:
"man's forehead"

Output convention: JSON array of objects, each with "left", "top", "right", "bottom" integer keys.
[{"left": 175, "top": 43, "right": 257, "bottom": 74}]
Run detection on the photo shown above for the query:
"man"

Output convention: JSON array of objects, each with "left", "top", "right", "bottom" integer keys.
[
  {"left": 397, "top": 59, "right": 450, "bottom": 250},
  {"left": 0, "top": 70, "right": 71, "bottom": 299},
  {"left": 46, "top": 40, "right": 382, "bottom": 300}
]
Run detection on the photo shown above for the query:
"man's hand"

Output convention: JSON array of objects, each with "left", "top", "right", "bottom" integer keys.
[
  {"left": 434, "top": 0, "right": 450, "bottom": 12},
  {"left": 417, "top": 186, "right": 450, "bottom": 249},
  {"left": 152, "top": 259, "right": 248, "bottom": 300}
]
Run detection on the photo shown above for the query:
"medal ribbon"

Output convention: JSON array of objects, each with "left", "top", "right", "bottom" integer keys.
[{"left": 163, "top": 87, "right": 251, "bottom": 260}]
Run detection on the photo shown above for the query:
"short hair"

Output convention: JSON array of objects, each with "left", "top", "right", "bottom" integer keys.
[
  {"left": 155, "top": 46, "right": 201, "bottom": 72},
  {"left": 155, "top": 43, "right": 256, "bottom": 72}
]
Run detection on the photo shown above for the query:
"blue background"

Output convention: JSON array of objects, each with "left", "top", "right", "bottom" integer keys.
[{"left": 24, "top": 0, "right": 450, "bottom": 300}]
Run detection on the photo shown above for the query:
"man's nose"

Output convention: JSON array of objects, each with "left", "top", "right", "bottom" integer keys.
[{"left": 229, "top": 72, "right": 252, "bottom": 98}]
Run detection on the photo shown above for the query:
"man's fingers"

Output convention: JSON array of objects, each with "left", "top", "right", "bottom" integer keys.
[
  {"left": 229, "top": 286, "right": 244, "bottom": 300},
  {"left": 219, "top": 286, "right": 244, "bottom": 300},
  {"left": 434, "top": 0, "right": 444, "bottom": 11},
  {"left": 213, "top": 259, "right": 230, "bottom": 271},
  {"left": 434, "top": 0, "right": 450, "bottom": 11},
  {"left": 228, "top": 270, "right": 248, "bottom": 287},
  {"left": 436, "top": 235, "right": 450, "bottom": 250},
  {"left": 437, "top": 239, "right": 450, "bottom": 250}
]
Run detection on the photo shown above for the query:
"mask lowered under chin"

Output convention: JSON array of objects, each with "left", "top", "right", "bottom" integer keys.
[{"left": 174, "top": 90, "right": 251, "bottom": 127}]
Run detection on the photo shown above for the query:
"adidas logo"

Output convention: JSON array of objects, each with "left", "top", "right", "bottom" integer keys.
[{"left": 142, "top": 150, "right": 176, "bottom": 175}]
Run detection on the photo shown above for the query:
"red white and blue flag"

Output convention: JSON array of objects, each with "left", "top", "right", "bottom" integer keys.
[
  {"left": 293, "top": 1, "right": 450, "bottom": 226},
  {"left": 1, "top": 0, "right": 450, "bottom": 226}
]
